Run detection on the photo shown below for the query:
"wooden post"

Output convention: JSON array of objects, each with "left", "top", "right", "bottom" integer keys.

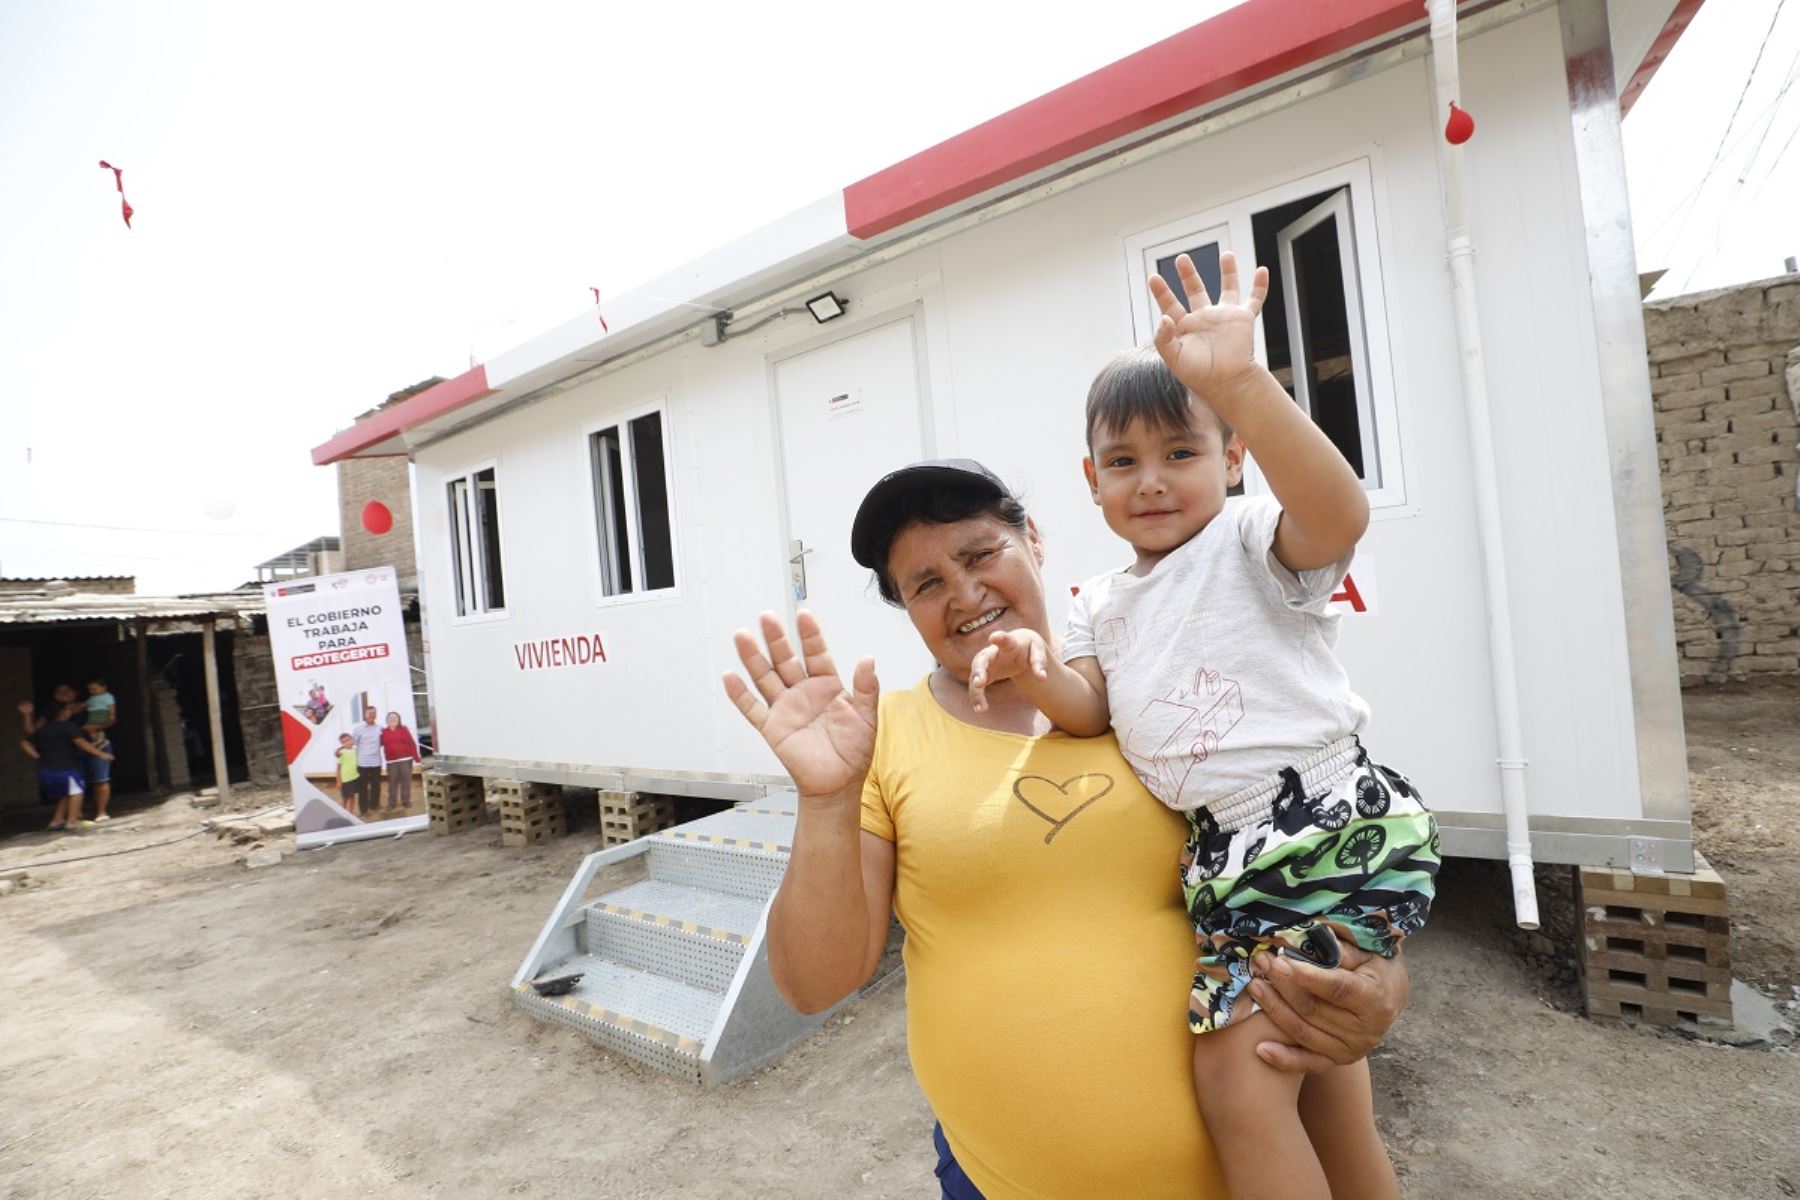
[
  {"left": 134, "top": 619, "right": 161, "bottom": 792},
  {"left": 201, "top": 618, "right": 231, "bottom": 804}
]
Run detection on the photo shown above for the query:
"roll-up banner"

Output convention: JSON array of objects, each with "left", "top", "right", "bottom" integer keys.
[{"left": 262, "top": 567, "right": 427, "bottom": 847}]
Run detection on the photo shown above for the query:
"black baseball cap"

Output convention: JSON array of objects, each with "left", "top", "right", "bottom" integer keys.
[{"left": 849, "top": 459, "right": 1011, "bottom": 570}]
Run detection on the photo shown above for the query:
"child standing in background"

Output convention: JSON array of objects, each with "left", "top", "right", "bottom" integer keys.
[
  {"left": 336, "top": 733, "right": 361, "bottom": 814},
  {"left": 82, "top": 678, "right": 118, "bottom": 822}
]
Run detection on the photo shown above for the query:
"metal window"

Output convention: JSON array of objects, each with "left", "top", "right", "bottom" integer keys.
[
  {"left": 590, "top": 406, "right": 678, "bottom": 598},
  {"left": 1125, "top": 158, "right": 1406, "bottom": 510},
  {"left": 1275, "top": 188, "right": 1381, "bottom": 488},
  {"left": 447, "top": 466, "right": 507, "bottom": 616}
]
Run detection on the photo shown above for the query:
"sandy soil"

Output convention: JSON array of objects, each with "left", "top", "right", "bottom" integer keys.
[{"left": 1, "top": 681, "right": 1796, "bottom": 1200}]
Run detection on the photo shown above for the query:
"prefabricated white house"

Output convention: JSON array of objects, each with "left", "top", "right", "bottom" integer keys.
[{"left": 314, "top": 0, "right": 1704, "bottom": 887}]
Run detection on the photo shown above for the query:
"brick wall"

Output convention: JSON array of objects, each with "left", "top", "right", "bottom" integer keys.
[
  {"left": 1648, "top": 274, "right": 1800, "bottom": 682},
  {"left": 337, "top": 456, "right": 417, "bottom": 590},
  {"left": 231, "top": 632, "right": 286, "bottom": 784}
]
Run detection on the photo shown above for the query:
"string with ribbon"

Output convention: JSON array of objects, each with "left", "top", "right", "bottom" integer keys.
[{"left": 98, "top": 160, "right": 133, "bottom": 228}]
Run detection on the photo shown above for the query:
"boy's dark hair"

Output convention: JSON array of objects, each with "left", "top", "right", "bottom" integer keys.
[
  {"left": 90, "top": 676, "right": 107, "bottom": 688},
  {"left": 867, "top": 484, "right": 1029, "bottom": 607},
  {"left": 1084, "top": 345, "right": 1232, "bottom": 450}
]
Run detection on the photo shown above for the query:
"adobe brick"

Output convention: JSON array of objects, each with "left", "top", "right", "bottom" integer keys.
[
  {"left": 1728, "top": 373, "right": 1794, "bottom": 402},
  {"left": 1701, "top": 361, "right": 1772, "bottom": 387},
  {"left": 1650, "top": 371, "right": 1703, "bottom": 397},
  {"left": 1731, "top": 410, "right": 1800, "bottom": 436},
  {"left": 1735, "top": 444, "right": 1800, "bottom": 466}
]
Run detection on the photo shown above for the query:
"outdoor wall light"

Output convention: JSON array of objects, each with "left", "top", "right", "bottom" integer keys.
[{"left": 805, "top": 291, "right": 848, "bottom": 323}]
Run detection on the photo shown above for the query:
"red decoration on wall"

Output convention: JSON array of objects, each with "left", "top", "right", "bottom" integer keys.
[
  {"left": 590, "top": 286, "right": 609, "bottom": 333},
  {"left": 1444, "top": 103, "right": 1475, "bottom": 145},
  {"left": 98, "top": 160, "right": 134, "bottom": 227},
  {"left": 361, "top": 500, "right": 394, "bottom": 535}
]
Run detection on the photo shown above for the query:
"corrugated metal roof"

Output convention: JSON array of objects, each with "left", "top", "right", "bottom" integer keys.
[{"left": 0, "top": 590, "right": 264, "bottom": 627}]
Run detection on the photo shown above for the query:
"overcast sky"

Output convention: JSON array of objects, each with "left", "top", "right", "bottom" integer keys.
[{"left": 1, "top": 0, "right": 1795, "bottom": 594}]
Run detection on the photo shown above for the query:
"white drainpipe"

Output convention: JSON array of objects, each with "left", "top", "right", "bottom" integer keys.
[{"left": 1425, "top": 0, "right": 1539, "bottom": 929}]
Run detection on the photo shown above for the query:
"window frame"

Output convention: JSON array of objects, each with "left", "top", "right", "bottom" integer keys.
[
  {"left": 1123, "top": 157, "right": 1408, "bottom": 511},
  {"left": 445, "top": 459, "right": 510, "bottom": 623},
  {"left": 582, "top": 398, "right": 683, "bottom": 608}
]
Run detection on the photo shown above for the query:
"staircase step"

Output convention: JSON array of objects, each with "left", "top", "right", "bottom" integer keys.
[
  {"left": 512, "top": 954, "right": 722, "bottom": 1082},
  {"left": 646, "top": 838, "right": 788, "bottom": 902},
  {"left": 583, "top": 880, "right": 764, "bottom": 991},
  {"left": 659, "top": 806, "right": 797, "bottom": 852}
]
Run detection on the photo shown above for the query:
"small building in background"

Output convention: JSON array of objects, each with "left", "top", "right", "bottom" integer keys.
[
  {"left": 0, "top": 579, "right": 264, "bottom": 821},
  {"left": 252, "top": 538, "right": 342, "bottom": 585}
]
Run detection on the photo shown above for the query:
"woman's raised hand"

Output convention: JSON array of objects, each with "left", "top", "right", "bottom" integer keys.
[
  {"left": 1149, "top": 250, "right": 1268, "bottom": 401},
  {"left": 723, "top": 611, "right": 878, "bottom": 799}
]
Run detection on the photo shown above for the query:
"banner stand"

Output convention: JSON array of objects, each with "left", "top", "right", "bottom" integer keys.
[
  {"left": 296, "top": 815, "right": 428, "bottom": 850},
  {"left": 262, "top": 566, "right": 426, "bottom": 848}
]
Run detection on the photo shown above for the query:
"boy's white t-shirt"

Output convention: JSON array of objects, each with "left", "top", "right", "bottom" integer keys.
[{"left": 1062, "top": 495, "right": 1369, "bottom": 811}]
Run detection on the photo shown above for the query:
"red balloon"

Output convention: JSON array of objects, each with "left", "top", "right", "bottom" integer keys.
[
  {"left": 1445, "top": 102, "right": 1475, "bottom": 145},
  {"left": 361, "top": 500, "right": 394, "bottom": 535}
]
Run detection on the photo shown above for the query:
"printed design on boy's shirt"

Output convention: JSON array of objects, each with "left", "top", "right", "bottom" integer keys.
[
  {"left": 1010, "top": 772, "right": 1115, "bottom": 844},
  {"left": 1123, "top": 665, "right": 1245, "bottom": 807},
  {"left": 1094, "top": 616, "right": 1131, "bottom": 670}
]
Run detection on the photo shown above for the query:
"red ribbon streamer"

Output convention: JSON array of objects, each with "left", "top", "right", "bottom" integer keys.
[
  {"left": 590, "top": 286, "right": 608, "bottom": 333},
  {"left": 98, "top": 160, "right": 133, "bottom": 228}
]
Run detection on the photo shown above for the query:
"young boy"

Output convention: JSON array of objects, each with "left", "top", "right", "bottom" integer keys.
[
  {"left": 82, "top": 678, "right": 118, "bottom": 821},
  {"left": 336, "top": 733, "right": 361, "bottom": 815},
  {"left": 969, "top": 252, "right": 1437, "bottom": 1200}
]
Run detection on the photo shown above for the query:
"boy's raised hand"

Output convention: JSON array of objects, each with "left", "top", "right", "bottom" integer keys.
[
  {"left": 968, "top": 628, "right": 1049, "bottom": 713},
  {"left": 1149, "top": 250, "right": 1268, "bottom": 401}
]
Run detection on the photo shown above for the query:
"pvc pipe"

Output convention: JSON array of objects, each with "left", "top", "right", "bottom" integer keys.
[{"left": 1425, "top": 0, "right": 1539, "bottom": 929}]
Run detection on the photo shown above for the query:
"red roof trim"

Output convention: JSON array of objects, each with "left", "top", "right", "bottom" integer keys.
[
  {"left": 1619, "top": 0, "right": 1704, "bottom": 118},
  {"left": 311, "top": 365, "right": 494, "bottom": 465},
  {"left": 842, "top": 0, "right": 1424, "bottom": 239}
]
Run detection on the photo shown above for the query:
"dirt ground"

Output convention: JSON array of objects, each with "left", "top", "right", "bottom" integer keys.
[{"left": 2, "top": 681, "right": 1796, "bottom": 1200}]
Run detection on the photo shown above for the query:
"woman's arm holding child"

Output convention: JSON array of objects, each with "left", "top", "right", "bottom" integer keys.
[
  {"left": 969, "top": 630, "right": 1111, "bottom": 736},
  {"left": 1150, "top": 251, "right": 1369, "bottom": 572}
]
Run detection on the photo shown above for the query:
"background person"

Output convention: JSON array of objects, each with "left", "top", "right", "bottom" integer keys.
[
  {"left": 336, "top": 733, "right": 361, "bottom": 813},
  {"left": 379, "top": 711, "right": 421, "bottom": 813},
  {"left": 19, "top": 698, "right": 113, "bottom": 831},
  {"left": 723, "top": 461, "right": 1411, "bottom": 1200},
  {"left": 82, "top": 676, "right": 119, "bottom": 822},
  {"left": 351, "top": 704, "right": 384, "bottom": 816}
]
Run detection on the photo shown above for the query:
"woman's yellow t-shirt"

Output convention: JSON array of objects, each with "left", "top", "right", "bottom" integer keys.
[{"left": 861, "top": 677, "right": 1226, "bottom": 1200}]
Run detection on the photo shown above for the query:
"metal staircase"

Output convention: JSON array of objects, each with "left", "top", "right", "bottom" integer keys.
[{"left": 511, "top": 794, "right": 836, "bottom": 1084}]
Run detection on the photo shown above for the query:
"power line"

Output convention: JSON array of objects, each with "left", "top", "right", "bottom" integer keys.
[
  {"left": 1640, "top": 80, "right": 1800, "bottom": 244},
  {"left": 1664, "top": 0, "right": 1790, "bottom": 268}
]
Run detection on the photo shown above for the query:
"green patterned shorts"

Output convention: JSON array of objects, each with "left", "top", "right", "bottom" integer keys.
[{"left": 1180, "top": 741, "right": 1439, "bottom": 1034}]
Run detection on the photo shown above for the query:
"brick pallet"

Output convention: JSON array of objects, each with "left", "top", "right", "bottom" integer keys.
[
  {"left": 494, "top": 779, "right": 567, "bottom": 848},
  {"left": 599, "top": 790, "right": 676, "bottom": 847},
  {"left": 427, "top": 774, "right": 488, "bottom": 836},
  {"left": 1577, "top": 852, "right": 1733, "bottom": 1028}
]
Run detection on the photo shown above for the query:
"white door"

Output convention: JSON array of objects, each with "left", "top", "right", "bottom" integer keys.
[{"left": 774, "top": 316, "right": 932, "bottom": 689}]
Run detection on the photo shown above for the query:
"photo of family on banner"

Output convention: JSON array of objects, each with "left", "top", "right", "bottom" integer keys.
[{"left": 262, "top": 566, "right": 428, "bottom": 847}]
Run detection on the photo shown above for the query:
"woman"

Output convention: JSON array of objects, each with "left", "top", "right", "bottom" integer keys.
[
  {"left": 724, "top": 460, "right": 1411, "bottom": 1200},
  {"left": 379, "top": 712, "right": 422, "bottom": 813},
  {"left": 18, "top": 696, "right": 113, "bottom": 831}
]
